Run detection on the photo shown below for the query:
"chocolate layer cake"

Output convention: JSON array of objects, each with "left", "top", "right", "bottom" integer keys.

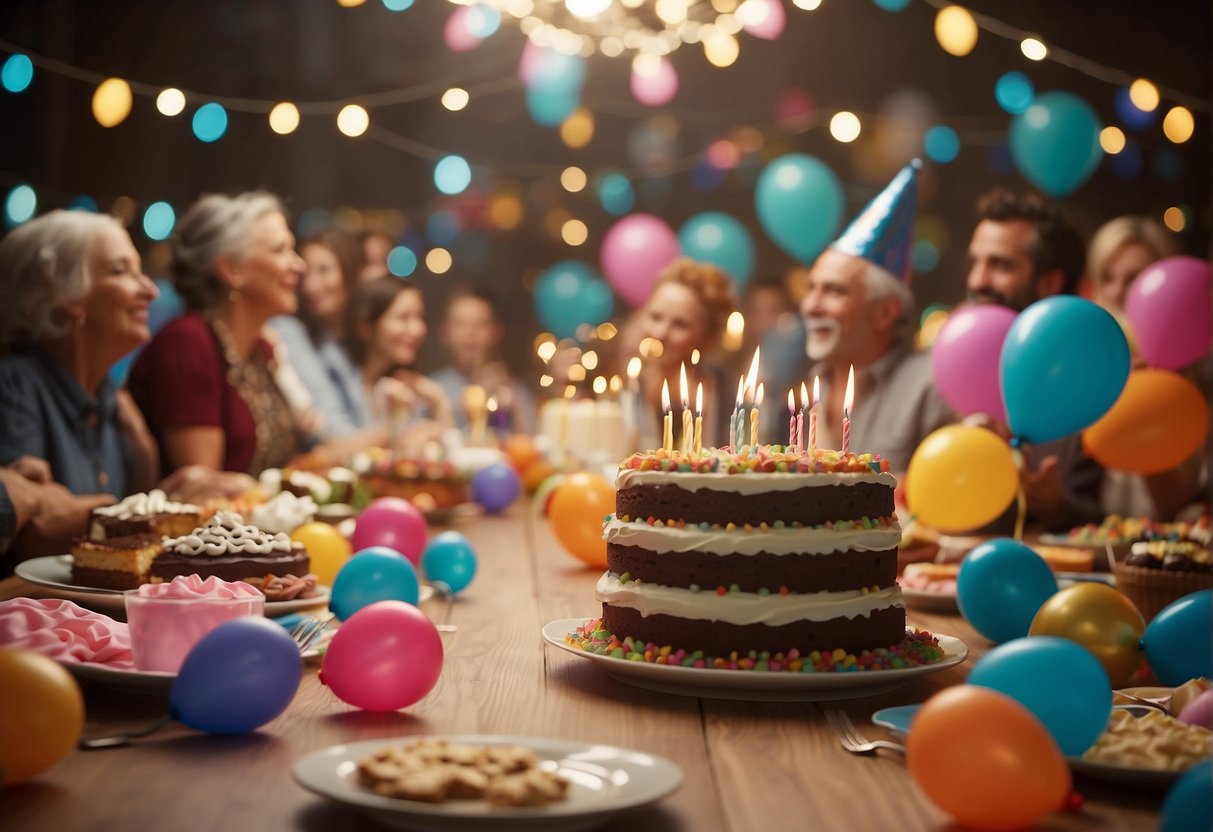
[
  {"left": 150, "top": 512, "right": 310, "bottom": 584},
  {"left": 72, "top": 533, "right": 163, "bottom": 589},
  {"left": 89, "top": 489, "right": 202, "bottom": 540},
  {"left": 598, "top": 446, "right": 905, "bottom": 655}
]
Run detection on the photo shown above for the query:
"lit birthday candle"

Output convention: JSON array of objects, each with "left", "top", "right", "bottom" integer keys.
[
  {"left": 732, "top": 375, "right": 744, "bottom": 451},
  {"left": 809, "top": 376, "right": 819, "bottom": 453},
  {"left": 842, "top": 365, "right": 855, "bottom": 455},
  {"left": 661, "top": 378, "right": 673, "bottom": 452},
  {"left": 743, "top": 346, "right": 760, "bottom": 450},
  {"left": 679, "top": 363, "right": 692, "bottom": 456},
  {"left": 787, "top": 388, "right": 797, "bottom": 451},
  {"left": 751, "top": 383, "right": 764, "bottom": 448},
  {"left": 694, "top": 382, "right": 704, "bottom": 456}
]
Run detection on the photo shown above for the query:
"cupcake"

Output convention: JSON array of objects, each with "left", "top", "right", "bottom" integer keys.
[{"left": 1114, "top": 539, "right": 1212, "bottom": 621}]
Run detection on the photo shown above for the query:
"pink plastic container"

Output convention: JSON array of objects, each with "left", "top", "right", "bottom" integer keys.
[{"left": 124, "top": 577, "right": 265, "bottom": 672}]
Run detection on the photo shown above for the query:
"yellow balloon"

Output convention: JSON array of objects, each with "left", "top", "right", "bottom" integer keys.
[
  {"left": 906, "top": 426, "right": 1019, "bottom": 532},
  {"left": 1029, "top": 583, "right": 1145, "bottom": 687},
  {"left": 291, "top": 521, "right": 352, "bottom": 587},
  {"left": 0, "top": 648, "right": 85, "bottom": 785}
]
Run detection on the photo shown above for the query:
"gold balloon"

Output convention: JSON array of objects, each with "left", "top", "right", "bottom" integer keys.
[
  {"left": 1029, "top": 583, "right": 1145, "bottom": 687},
  {"left": 0, "top": 648, "right": 85, "bottom": 785},
  {"left": 290, "top": 521, "right": 352, "bottom": 587}
]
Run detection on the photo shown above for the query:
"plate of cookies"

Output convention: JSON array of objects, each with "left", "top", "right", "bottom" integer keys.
[{"left": 293, "top": 735, "right": 682, "bottom": 831}]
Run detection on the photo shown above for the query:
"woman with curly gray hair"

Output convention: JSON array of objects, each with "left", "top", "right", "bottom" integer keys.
[
  {"left": 128, "top": 192, "right": 309, "bottom": 495},
  {"left": 0, "top": 210, "right": 160, "bottom": 496}
]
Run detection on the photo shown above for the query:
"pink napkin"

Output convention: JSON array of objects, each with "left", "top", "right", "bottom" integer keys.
[{"left": 0, "top": 597, "right": 134, "bottom": 668}]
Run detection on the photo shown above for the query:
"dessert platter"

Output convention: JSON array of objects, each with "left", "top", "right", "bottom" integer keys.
[
  {"left": 14, "top": 555, "right": 330, "bottom": 616},
  {"left": 898, "top": 562, "right": 960, "bottom": 613},
  {"left": 292, "top": 734, "right": 683, "bottom": 832}
]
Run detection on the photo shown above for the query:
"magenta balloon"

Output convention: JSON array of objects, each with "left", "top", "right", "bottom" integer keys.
[
  {"left": 350, "top": 497, "right": 429, "bottom": 565},
  {"left": 600, "top": 214, "right": 681, "bottom": 307},
  {"left": 1125, "top": 256, "right": 1211, "bottom": 370},
  {"left": 931, "top": 304, "right": 1017, "bottom": 420},
  {"left": 320, "top": 601, "right": 443, "bottom": 712}
]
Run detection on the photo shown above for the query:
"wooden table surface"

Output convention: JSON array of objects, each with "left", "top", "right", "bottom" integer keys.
[{"left": 2, "top": 504, "right": 1163, "bottom": 831}]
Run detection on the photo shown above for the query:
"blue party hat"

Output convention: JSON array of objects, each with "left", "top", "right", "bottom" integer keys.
[{"left": 831, "top": 158, "right": 921, "bottom": 283}]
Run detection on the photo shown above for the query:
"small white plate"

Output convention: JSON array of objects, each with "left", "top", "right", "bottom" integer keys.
[
  {"left": 900, "top": 586, "right": 959, "bottom": 613},
  {"left": 542, "top": 619, "right": 967, "bottom": 702},
  {"left": 15, "top": 555, "right": 330, "bottom": 616},
  {"left": 293, "top": 734, "right": 683, "bottom": 832}
]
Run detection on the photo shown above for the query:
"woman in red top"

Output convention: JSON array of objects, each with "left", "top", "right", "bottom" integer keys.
[{"left": 129, "top": 192, "right": 308, "bottom": 499}]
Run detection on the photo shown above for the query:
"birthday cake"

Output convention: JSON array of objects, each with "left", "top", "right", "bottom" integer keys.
[
  {"left": 360, "top": 452, "right": 470, "bottom": 511},
  {"left": 150, "top": 512, "right": 310, "bottom": 584},
  {"left": 593, "top": 445, "right": 908, "bottom": 658}
]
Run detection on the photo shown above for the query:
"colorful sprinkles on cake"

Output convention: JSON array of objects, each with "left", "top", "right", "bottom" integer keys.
[
  {"left": 619, "top": 444, "right": 890, "bottom": 475},
  {"left": 565, "top": 619, "right": 944, "bottom": 672}
]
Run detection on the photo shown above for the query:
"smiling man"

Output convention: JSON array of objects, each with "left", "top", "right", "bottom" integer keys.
[{"left": 798, "top": 159, "right": 953, "bottom": 474}]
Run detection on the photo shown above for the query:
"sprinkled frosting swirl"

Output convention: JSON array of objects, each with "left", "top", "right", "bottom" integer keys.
[{"left": 164, "top": 512, "right": 296, "bottom": 557}]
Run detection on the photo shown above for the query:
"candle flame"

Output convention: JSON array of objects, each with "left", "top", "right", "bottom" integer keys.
[
  {"left": 486, "top": 397, "right": 498, "bottom": 412},
  {"left": 843, "top": 365, "right": 855, "bottom": 412},
  {"left": 626, "top": 356, "right": 642, "bottom": 380},
  {"left": 745, "top": 346, "right": 761, "bottom": 395},
  {"left": 679, "top": 363, "right": 689, "bottom": 406},
  {"left": 800, "top": 380, "right": 809, "bottom": 409},
  {"left": 755, "top": 382, "right": 764, "bottom": 407},
  {"left": 813, "top": 375, "right": 820, "bottom": 406},
  {"left": 735, "top": 375, "right": 745, "bottom": 406},
  {"left": 691, "top": 348, "right": 701, "bottom": 365},
  {"left": 696, "top": 382, "right": 703, "bottom": 415},
  {"left": 661, "top": 378, "right": 671, "bottom": 412},
  {"left": 788, "top": 388, "right": 796, "bottom": 413}
]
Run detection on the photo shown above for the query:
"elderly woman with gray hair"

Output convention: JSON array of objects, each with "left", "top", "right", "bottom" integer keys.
[
  {"left": 0, "top": 210, "right": 160, "bottom": 498},
  {"left": 128, "top": 192, "right": 311, "bottom": 497}
]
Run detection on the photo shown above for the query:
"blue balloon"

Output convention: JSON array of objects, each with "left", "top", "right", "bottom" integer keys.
[
  {"left": 533, "top": 260, "right": 614, "bottom": 340},
  {"left": 331, "top": 547, "right": 420, "bottom": 620},
  {"left": 957, "top": 538, "right": 1059, "bottom": 644},
  {"left": 678, "top": 211, "right": 755, "bottom": 289},
  {"left": 1142, "top": 590, "right": 1212, "bottom": 687},
  {"left": 1000, "top": 296, "right": 1130, "bottom": 444},
  {"left": 967, "top": 636, "right": 1111, "bottom": 756},
  {"left": 471, "top": 462, "right": 520, "bottom": 514},
  {"left": 1161, "top": 759, "right": 1212, "bottom": 832},
  {"left": 596, "top": 172, "right": 634, "bottom": 216},
  {"left": 169, "top": 617, "right": 302, "bottom": 735},
  {"left": 754, "top": 154, "right": 844, "bottom": 265},
  {"left": 421, "top": 531, "right": 478, "bottom": 594},
  {"left": 526, "top": 85, "right": 578, "bottom": 127},
  {"left": 1114, "top": 85, "right": 1157, "bottom": 131},
  {"left": 1009, "top": 90, "right": 1103, "bottom": 197}
]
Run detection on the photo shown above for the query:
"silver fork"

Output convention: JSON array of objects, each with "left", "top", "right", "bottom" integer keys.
[
  {"left": 824, "top": 709, "right": 906, "bottom": 755},
  {"left": 290, "top": 612, "right": 335, "bottom": 652}
]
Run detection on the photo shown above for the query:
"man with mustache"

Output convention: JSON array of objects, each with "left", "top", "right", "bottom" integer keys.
[
  {"left": 798, "top": 160, "right": 953, "bottom": 474},
  {"left": 962, "top": 189, "right": 1103, "bottom": 530}
]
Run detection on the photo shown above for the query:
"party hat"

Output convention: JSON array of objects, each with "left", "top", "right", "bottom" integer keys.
[{"left": 831, "top": 158, "right": 921, "bottom": 283}]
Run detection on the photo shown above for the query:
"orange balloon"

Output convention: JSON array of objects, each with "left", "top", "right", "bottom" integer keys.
[
  {"left": 908, "top": 686, "right": 1070, "bottom": 831},
  {"left": 1082, "top": 369, "right": 1208, "bottom": 475},
  {"left": 1029, "top": 582, "right": 1145, "bottom": 687},
  {"left": 906, "top": 425, "right": 1019, "bottom": 532},
  {"left": 291, "top": 521, "right": 352, "bottom": 587},
  {"left": 0, "top": 648, "right": 85, "bottom": 785},
  {"left": 502, "top": 433, "right": 541, "bottom": 473},
  {"left": 521, "top": 460, "right": 557, "bottom": 494},
  {"left": 549, "top": 471, "right": 614, "bottom": 568}
]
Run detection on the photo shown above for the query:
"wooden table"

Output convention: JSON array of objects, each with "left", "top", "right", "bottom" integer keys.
[{"left": 2, "top": 504, "right": 1162, "bottom": 831}]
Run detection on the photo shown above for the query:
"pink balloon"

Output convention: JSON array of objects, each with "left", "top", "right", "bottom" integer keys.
[
  {"left": 931, "top": 304, "right": 1017, "bottom": 420},
  {"left": 1125, "top": 256, "right": 1211, "bottom": 370},
  {"left": 630, "top": 57, "right": 678, "bottom": 107},
  {"left": 444, "top": 6, "right": 483, "bottom": 52},
  {"left": 600, "top": 214, "right": 681, "bottom": 308},
  {"left": 350, "top": 497, "right": 429, "bottom": 564},
  {"left": 742, "top": 0, "right": 786, "bottom": 40},
  {"left": 320, "top": 601, "right": 443, "bottom": 712}
]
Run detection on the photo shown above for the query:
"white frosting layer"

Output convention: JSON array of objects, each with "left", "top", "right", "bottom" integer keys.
[
  {"left": 164, "top": 512, "right": 296, "bottom": 557},
  {"left": 602, "top": 517, "right": 900, "bottom": 556},
  {"left": 596, "top": 572, "right": 904, "bottom": 626},
  {"left": 616, "top": 468, "right": 896, "bottom": 494},
  {"left": 93, "top": 489, "right": 198, "bottom": 519}
]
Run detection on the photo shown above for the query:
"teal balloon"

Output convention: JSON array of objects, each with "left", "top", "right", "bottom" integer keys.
[
  {"left": 597, "top": 172, "right": 634, "bottom": 216},
  {"left": 526, "top": 86, "right": 578, "bottom": 127},
  {"left": 956, "top": 538, "right": 1058, "bottom": 644},
  {"left": 999, "top": 296, "right": 1129, "bottom": 444},
  {"left": 534, "top": 260, "right": 614, "bottom": 340},
  {"left": 755, "top": 154, "right": 843, "bottom": 265},
  {"left": 149, "top": 279, "right": 183, "bottom": 334},
  {"left": 1142, "top": 589, "right": 1212, "bottom": 687},
  {"left": 678, "top": 212, "right": 755, "bottom": 288},
  {"left": 1009, "top": 91, "right": 1103, "bottom": 197},
  {"left": 1161, "top": 760, "right": 1212, "bottom": 832},
  {"left": 967, "top": 636, "right": 1111, "bottom": 756}
]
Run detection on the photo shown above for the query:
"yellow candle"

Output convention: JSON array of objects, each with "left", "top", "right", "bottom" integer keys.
[
  {"left": 679, "top": 363, "right": 692, "bottom": 455},
  {"left": 750, "top": 383, "right": 763, "bottom": 448},
  {"left": 694, "top": 382, "right": 703, "bottom": 456},
  {"left": 661, "top": 378, "right": 673, "bottom": 452}
]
